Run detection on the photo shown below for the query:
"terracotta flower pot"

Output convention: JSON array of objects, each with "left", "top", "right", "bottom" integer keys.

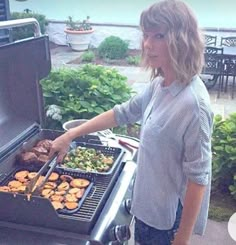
[{"left": 64, "top": 28, "right": 94, "bottom": 51}]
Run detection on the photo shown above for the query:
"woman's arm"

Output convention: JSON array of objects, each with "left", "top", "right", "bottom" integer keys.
[
  {"left": 67, "top": 109, "right": 117, "bottom": 139},
  {"left": 50, "top": 109, "right": 117, "bottom": 162},
  {"left": 173, "top": 181, "right": 206, "bottom": 245}
]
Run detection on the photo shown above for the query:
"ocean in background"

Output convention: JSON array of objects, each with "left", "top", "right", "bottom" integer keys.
[{"left": 9, "top": 0, "right": 236, "bottom": 29}]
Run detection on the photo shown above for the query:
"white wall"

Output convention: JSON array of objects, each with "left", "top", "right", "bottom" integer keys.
[
  {"left": 47, "top": 22, "right": 236, "bottom": 48},
  {"left": 46, "top": 22, "right": 143, "bottom": 48}
]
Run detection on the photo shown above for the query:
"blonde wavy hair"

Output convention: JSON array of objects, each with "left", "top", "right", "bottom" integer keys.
[{"left": 140, "top": 0, "right": 205, "bottom": 83}]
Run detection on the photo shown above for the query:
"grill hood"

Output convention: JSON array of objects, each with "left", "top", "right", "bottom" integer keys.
[{"left": 0, "top": 36, "right": 51, "bottom": 155}]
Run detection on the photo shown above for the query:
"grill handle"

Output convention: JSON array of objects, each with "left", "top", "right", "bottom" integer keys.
[{"left": 0, "top": 18, "right": 42, "bottom": 37}]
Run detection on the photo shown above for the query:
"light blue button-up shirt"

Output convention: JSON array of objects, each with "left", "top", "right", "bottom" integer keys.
[{"left": 113, "top": 75, "right": 213, "bottom": 235}]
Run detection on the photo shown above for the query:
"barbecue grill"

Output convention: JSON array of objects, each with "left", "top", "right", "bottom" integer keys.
[{"left": 0, "top": 19, "right": 139, "bottom": 245}]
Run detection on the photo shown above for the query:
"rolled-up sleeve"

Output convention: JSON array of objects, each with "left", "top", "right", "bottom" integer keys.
[
  {"left": 183, "top": 101, "right": 213, "bottom": 186},
  {"left": 113, "top": 83, "right": 152, "bottom": 126}
]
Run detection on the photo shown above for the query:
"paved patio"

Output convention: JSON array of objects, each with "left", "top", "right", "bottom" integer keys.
[{"left": 50, "top": 45, "right": 236, "bottom": 245}]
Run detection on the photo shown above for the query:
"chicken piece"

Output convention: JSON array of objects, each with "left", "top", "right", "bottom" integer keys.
[
  {"left": 32, "top": 146, "right": 48, "bottom": 156},
  {"left": 36, "top": 139, "right": 53, "bottom": 152},
  {"left": 37, "top": 154, "right": 49, "bottom": 165},
  {"left": 19, "top": 152, "right": 38, "bottom": 164}
]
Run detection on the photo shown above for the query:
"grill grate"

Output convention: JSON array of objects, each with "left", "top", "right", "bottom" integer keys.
[
  {"left": 0, "top": 159, "right": 125, "bottom": 232},
  {"left": 0, "top": 132, "right": 126, "bottom": 234},
  {"left": 59, "top": 166, "right": 123, "bottom": 222}
]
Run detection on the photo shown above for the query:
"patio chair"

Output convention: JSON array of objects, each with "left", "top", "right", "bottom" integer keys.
[
  {"left": 204, "top": 46, "right": 223, "bottom": 54},
  {"left": 204, "top": 34, "right": 217, "bottom": 46},
  {"left": 220, "top": 36, "right": 236, "bottom": 47},
  {"left": 201, "top": 46, "right": 224, "bottom": 91},
  {"left": 221, "top": 55, "right": 236, "bottom": 99}
]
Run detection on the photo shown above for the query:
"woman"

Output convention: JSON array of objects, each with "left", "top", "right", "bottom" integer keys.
[{"left": 50, "top": 0, "right": 213, "bottom": 244}]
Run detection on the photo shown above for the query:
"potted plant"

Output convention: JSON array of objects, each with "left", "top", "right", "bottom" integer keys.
[{"left": 64, "top": 16, "right": 94, "bottom": 51}]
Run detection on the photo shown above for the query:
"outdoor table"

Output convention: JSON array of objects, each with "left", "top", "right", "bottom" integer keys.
[
  {"left": 222, "top": 46, "right": 236, "bottom": 55},
  {"left": 203, "top": 46, "right": 236, "bottom": 91}
]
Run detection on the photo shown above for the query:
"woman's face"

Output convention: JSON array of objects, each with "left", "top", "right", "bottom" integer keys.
[{"left": 143, "top": 27, "right": 172, "bottom": 71}]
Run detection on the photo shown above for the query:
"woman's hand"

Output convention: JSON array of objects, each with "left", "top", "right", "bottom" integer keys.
[{"left": 49, "top": 131, "right": 74, "bottom": 163}]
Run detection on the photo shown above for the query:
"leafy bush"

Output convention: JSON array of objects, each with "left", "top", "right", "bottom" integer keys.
[
  {"left": 81, "top": 51, "right": 95, "bottom": 62},
  {"left": 11, "top": 10, "right": 48, "bottom": 41},
  {"left": 98, "top": 36, "right": 129, "bottom": 59},
  {"left": 212, "top": 113, "right": 236, "bottom": 200},
  {"left": 126, "top": 55, "right": 141, "bottom": 65},
  {"left": 40, "top": 64, "right": 132, "bottom": 129}
]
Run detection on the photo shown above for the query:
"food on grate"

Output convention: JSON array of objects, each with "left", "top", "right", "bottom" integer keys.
[
  {"left": 48, "top": 172, "right": 59, "bottom": 181},
  {"left": 55, "top": 190, "right": 66, "bottom": 196},
  {"left": 36, "top": 139, "right": 53, "bottom": 151},
  {"left": 8, "top": 180, "right": 23, "bottom": 189},
  {"left": 32, "top": 146, "right": 48, "bottom": 155},
  {"left": 17, "top": 185, "right": 26, "bottom": 193},
  {"left": 17, "top": 176, "right": 29, "bottom": 183},
  {"left": 70, "top": 178, "right": 90, "bottom": 188},
  {"left": 18, "top": 139, "right": 53, "bottom": 165},
  {"left": 28, "top": 172, "right": 37, "bottom": 179},
  {"left": 68, "top": 187, "right": 80, "bottom": 194},
  {"left": 63, "top": 146, "right": 114, "bottom": 172},
  {"left": 57, "top": 181, "right": 70, "bottom": 191},
  {"left": 44, "top": 182, "right": 57, "bottom": 189},
  {"left": 64, "top": 202, "right": 78, "bottom": 210},
  {"left": 41, "top": 189, "right": 54, "bottom": 198},
  {"left": 65, "top": 193, "right": 78, "bottom": 202},
  {"left": 19, "top": 152, "right": 38, "bottom": 164},
  {"left": 37, "top": 154, "right": 49, "bottom": 164},
  {"left": 0, "top": 186, "right": 10, "bottom": 192},
  {"left": 60, "top": 174, "right": 74, "bottom": 182},
  {"left": 51, "top": 201, "right": 64, "bottom": 210},
  {"left": 0, "top": 170, "right": 91, "bottom": 212},
  {"left": 76, "top": 188, "right": 85, "bottom": 199},
  {"left": 50, "top": 194, "right": 64, "bottom": 202},
  {"left": 15, "top": 170, "right": 29, "bottom": 180}
]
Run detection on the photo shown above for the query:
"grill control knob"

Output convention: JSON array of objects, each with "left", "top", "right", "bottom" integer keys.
[
  {"left": 109, "top": 224, "right": 131, "bottom": 243},
  {"left": 124, "top": 198, "right": 132, "bottom": 214}
]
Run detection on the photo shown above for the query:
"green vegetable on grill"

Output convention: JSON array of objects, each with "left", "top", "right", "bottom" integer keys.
[{"left": 62, "top": 146, "right": 114, "bottom": 172}]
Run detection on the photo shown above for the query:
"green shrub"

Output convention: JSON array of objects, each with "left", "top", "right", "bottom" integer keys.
[
  {"left": 11, "top": 10, "right": 48, "bottom": 41},
  {"left": 40, "top": 64, "right": 133, "bottom": 129},
  {"left": 98, "top": 36, "right": 129, "bottom": 59},
  {"left": 212, "top": 113, "right": 236, "bottom": 200},
  {"left": 81, "top": 51, "right": 95, "bottom": 62},
  {"left": 126, "top": 55, "right": 141, "bottom": 65}
]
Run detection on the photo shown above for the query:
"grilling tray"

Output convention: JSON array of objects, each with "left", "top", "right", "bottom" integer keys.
[
  {"left": 60, "top": 142, "right": 125, "bottom": 175},
  {"left": 0, "top": 36, "right": 126, "bottom": 234}
]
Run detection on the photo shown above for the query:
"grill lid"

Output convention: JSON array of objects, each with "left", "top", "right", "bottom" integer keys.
[{"left": 0, "top": 36, "right": 51, "bottom": 154}]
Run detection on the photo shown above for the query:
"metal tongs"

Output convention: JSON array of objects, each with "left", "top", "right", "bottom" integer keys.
[
  {"left": 24, "top": 154, "right": 58, "bottom": 196},
  {"left": 98, "top": 129, "right": 139, "bottom": 151}
]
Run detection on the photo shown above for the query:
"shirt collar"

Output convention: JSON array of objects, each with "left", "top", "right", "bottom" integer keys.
[{"left": 159, "top": 75, "right": 197, "bottom": 97}]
